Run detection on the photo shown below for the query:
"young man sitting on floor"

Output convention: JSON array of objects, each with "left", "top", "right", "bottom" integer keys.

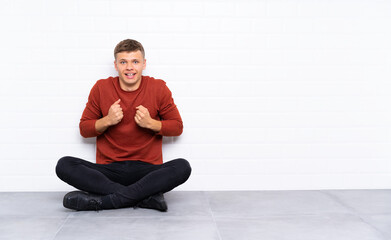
[{"left": 55, "top": 39, "right": 191, "bottom": 212}]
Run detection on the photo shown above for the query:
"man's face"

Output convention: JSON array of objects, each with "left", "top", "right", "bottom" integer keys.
[{"left": 114, "top": 50, "right": 146, "bottom": 91}]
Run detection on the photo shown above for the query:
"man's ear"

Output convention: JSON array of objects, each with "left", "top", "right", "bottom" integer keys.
[{"left": 114, "top": 60, "right": 118, "bottom": 71}]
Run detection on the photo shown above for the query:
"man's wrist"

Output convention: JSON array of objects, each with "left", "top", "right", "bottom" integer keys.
[
  {"left": 95, "top": 116, "right": 111, "bottom": 133},
  {"left": 148, "top": 119, "right": 162, "bottom": 132},
  {"left": 104, "top": 116, "right": 114, "bottom": 127}
]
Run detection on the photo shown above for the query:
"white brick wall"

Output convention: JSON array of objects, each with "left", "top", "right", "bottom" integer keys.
[{"left": 0, "top": 0, "right": 390, "bottom": 191}]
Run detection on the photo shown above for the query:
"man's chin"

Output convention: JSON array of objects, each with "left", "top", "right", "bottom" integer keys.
[
  {"left": 118, "top": 77, "right": 142, "bottom": 90},
  {"left": 120, "top": 76, "right": 135, "bottom": 83}
]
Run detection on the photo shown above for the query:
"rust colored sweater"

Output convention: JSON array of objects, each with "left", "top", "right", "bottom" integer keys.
[{"left": 79, "top": 76, "right": 183, "bottom": 165}]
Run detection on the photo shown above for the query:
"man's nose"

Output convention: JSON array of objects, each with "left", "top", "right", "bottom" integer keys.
[{"left": 126, "top": 63, "right": 133, "bottom": 70}]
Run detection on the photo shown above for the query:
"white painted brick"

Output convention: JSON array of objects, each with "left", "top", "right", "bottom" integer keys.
[
  {"left": 29, "top": 15, "right": 64, "bottom": 34},
  {"left": 181, "top": 112, "right": 391, "bottom": 128},
  {"left": 2, "top": 32, "right": 47, "bottom": 48},
  {"left": 201, "top": 34, "right": 236, "bottom": 49},
  {"left": 46, "top": 34, "right": 80, "bottom": 49},
  {"left": 109, "top": 1, "right": 144, "bottom": 16},
  {"left": 42, "top": 65, "right": 81, "bottom": 81},
  {"left": 141, "top": 1, "right": 173, "bottom": 16},
  {"left": 319, "top": 0, "right": 391, "bottom": 18},
  {"left": 76, "top": 0, "right": 110, "bottom": 16},
  {"left": 234, "top": 0, "right": 267, "bottom": 17},
  {"left": 359, "top": 1, "right": 391, "bottom": 17},
  {"left": 298, "top": 1, "right": 391, "bottom": 18},
  {"left": 62, "top": 16, "right": 94, "bottom": 33},
  {"left": 158, "top": 49, "right": 220, "bottom": 65},
  {"left": 283, "top": 19, "right": 315, "bottom": 34},
  {"left": 149, "top": 17, "right": 190, "bottom": 33},
  {"left": 171, "top": 81, "right": 390, "bottom": 99},
  {"left": 188, "top": 18, "right": 221, "bottom": 33},
  {"left": 0, "top": 143, "right": 95, "bottom": 161},
  {"left": 204, "top": 1, "right": 235, "bottom": 17},
  {"left": 220, "top": 18, "right": 253, "bottom": 33},
  {"left": 138, "top": 35, "right": 174, "bottom": 49},
  {"left": 266, "top": 0, "right": 299, "bottom": 17},
  {"left": 190, "top": 158, "right": 391, "bottom": 175},
  {"left": 176, "top": 96, "right": 391, "bottom": 114},
  {"left": 170, "top": 65, "right": 236, "bottom": 81},
  {"left": 253, "top": 18, "right": 285, "bottom": 33},
  {"left": 12, "top": 0, "right": 45, "bottom": 16},
  {"left": 119, "top": 18, "right": 179, "bottom": 34},
  {"left": 250, "top": 49, "right": 284, "bottom": 65},
  {"left": 242, "top": 65, "right": 388, "bottom": 82},
  {"left": 267, "top": 34, "right": 307, "bottom": 49},
  {"left": 26, "top": 98, "right": 77, "bottom": 114},
  {"left": 145, "top": 64, "right": 176, "bottom": 76},
  {"left": 61, "top": 49, "right": 96, "bottom": 65},
  {"left": 178, "top": 127, "right": 389, "bottom": 145},
  {"left": 44, "top": 1, "right": 77, "bottom": 16},
  {"left": 0, "top": 112, "right": 81, "bottom": 128},
  {"left": 235, "top": 33, "right": 268, "bottom": 50},
  {"left": 0, "top": 0, "right": 15, "bottom": 16},
  {"left": 297, "top": 0, "right": 328, "bottom": 17},
  {"left": 92, "top": 17, "right": 130, "bottom": 33},
  {"left": 318, "top": 49, "right": 388, "bottom": 66},
  {"left": 120, "top": 18, "right": 154, "bottom": 33},
  {"left": 0, "top": 128, "right": 84, "bottom": 145},
  {"left": 0, "top": 160, "right": 58, "bottom": 176},
  {"left": 0, "top": 15, "right": 32, "bottom": 33},
  {"left": 0, "top": 80, "right": 93, "bottom": 97},
  {"left": 1, "top": 64, "right": 44, "bottom": 80},
  {"left": 166, "top": 143, "right": 391, "bottom": 161},
  {"left": 219, "top": 50, "right": 252, "bottom": 65},
  {"left": 313, "top": 17, "right": 390, "bottom": 34},
  {"left": 77, "top": 65, "right": 117, "bottom": 82},
  {"left": 30, "top": 48, "right": 64, "bottom": 64},
  {"left": 172, "top": 1, "right": 204, "bottom": 16}
]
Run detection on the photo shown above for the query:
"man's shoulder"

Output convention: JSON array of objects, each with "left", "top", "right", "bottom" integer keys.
[
  {"left": 144, "top": 76, "right": 166, "bottom": 85},
  {"left": 143, "top": 76, "right": 173, "bottom": 102},
  {"left": 95, "top": 76, "right": 118, "bottom": 86},
  {"left": 90, "top": 77, "right": 118, "bottom": 93}
]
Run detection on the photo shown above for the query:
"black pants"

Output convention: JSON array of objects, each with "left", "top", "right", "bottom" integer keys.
[{"left": 55, "top": 156, "right": 191, "bottom": 208}]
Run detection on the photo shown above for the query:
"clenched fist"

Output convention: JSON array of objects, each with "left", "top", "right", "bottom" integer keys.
[
  {"left": 107, "top": 99, "right": 123, "bottom": 126},
  {"left": 134, "top": 105, "right": 162, "bottom": 132}
]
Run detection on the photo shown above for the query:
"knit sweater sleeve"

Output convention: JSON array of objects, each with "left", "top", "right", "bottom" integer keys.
[
  {"left": 157, "top": 82, "right": 183, "bottom": 136},
  {"left": 79, "top": 82, "right": 104, "bottom": 138}
]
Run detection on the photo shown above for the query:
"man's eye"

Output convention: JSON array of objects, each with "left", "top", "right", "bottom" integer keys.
[
  {"left": 120, "top": 61, "right": 126, "bottom": 64},
  {"left": 133, "top": 61, "right": 139, "bottom": 64}
]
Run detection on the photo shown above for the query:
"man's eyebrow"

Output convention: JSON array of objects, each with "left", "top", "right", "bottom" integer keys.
[{"left": 119, "top": 58, "right": 140, "bottom": 61}]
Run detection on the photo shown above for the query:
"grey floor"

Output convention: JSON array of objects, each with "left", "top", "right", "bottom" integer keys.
[{"left": 1, "top": 190, "right": 391, "bottom": 240}]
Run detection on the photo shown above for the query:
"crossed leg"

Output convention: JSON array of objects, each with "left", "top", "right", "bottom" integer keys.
[{"left": 55, "top": 156, "right": 191, "bottom": 209}]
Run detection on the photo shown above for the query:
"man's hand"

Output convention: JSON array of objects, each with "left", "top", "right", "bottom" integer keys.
[
  {"left": 107, "top": 99, "right": 123, "bottom": 126},
  {"left": 95, "top": 99, "right": 123, "bottom": 133},
  {"left": 135, "top": 105, "right": 162, "bottom": 132}
]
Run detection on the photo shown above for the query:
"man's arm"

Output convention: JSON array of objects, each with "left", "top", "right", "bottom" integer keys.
[
  {"left": 157, "top": 108, "right": 183, "bottom": 136},
  {"left": 80, "top": 81, "right": 124, "bottom": 137},
  {"left": 95, "top": 99, "right": 123, "bottom": 133},
  {"left": 134, "top": 105, "right": 162, "bottom": 132},
  {"left": 153, "top": 81, "right": 183, "bottom": 136},
  {"left": 133, "top": 104, "right": 183, "bottom": 136},
  {"left": 133, "top": 80, "right": 183, "bottom": 136}
]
